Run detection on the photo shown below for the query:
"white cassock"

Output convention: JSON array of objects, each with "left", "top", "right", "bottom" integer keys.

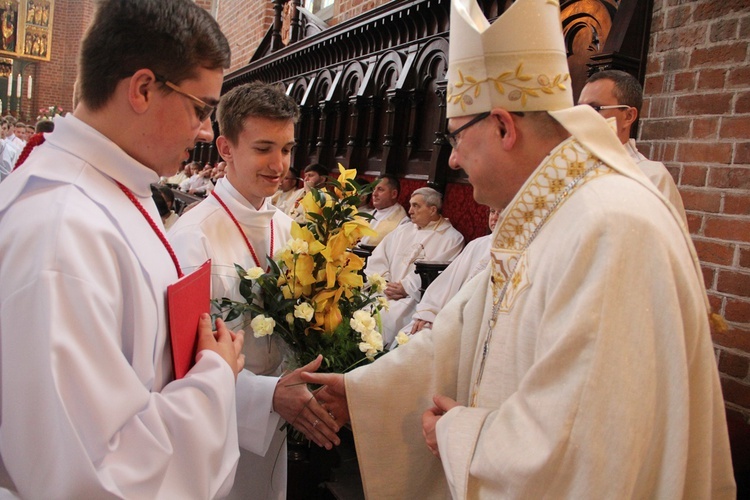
[
  {"left": 343, "top": 107, "right": 736, "bottom": 499},
  {"left": 271, "top": 186, "right": 304, "bottom": 217},
  {"left": 0, "top": 114, "right": 239, "bottom": 499},
  {"left": 624, "top": 138, "right": 688, "bottom": 226},
  {"left": 400, "top": 234, "right": 492, "bottom": 335},
  {"left": 366, "top": 218, "right": 464, "bottom": 344},
  {"left": 359, "top": 203, "right": 409, "bottom": 246},
  {"left": 169, "top": 176, "right": 293, "bottom": 500}
]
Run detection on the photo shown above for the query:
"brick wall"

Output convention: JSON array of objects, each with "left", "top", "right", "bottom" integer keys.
[
  {"left": 215, "top": 0, "right": 275, "bottom": 73},
  {"left": 641, "top": 0, "right": 750, "bottom": 432}
]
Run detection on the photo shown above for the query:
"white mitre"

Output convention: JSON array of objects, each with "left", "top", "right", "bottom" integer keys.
[{"left": 446, "top": 0, "right": 573, "bottom": 118}]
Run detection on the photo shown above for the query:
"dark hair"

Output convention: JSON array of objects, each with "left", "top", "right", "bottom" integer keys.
[
  {"left": 157, "top": 184, "right": 175, "bottom": 205},
  {"left": 151, "top": 185, "right": 170, "bottom": 217},
  {"left": 587, "top": 70, "right": 643, "bottom": 115},
  {"left": 79, "top": 0, "right": 230, "bottom": 111},
  {"left": 35, "top": 120, "right": 55, "bottom": 133},
  {"left": 216, "top": 81, "right": 299, "bottom": 144},
  {"left": 304, "top": 163, "right": 328, "bottom": 177},
  {"left": 377, "top": 173, "right": 400, "bottom": 195}
]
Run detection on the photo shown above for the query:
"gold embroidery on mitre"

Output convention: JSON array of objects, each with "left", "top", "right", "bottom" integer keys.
[{"left": 448, "top": 63, "right": 570, "bottom": 111}]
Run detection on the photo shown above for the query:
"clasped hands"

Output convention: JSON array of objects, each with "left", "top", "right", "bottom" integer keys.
[{"left": 299, "top": 372, "right": 460, "bottom": 458}]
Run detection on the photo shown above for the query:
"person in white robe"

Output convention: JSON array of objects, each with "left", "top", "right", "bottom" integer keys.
[
  {"left": 0, "top": 1, "right": 246, "bottom": 497},
  {"left": 359, "top": 173, "right": 409, "bottom": 247},
  {"left": 169, "top": 82, "right": 340, "bottom": 500},
  {"left": 366, "top": 186, "right": 464, "bottom": 345},
  {"left": 271, "top": 167, "right": 305, "bottom": 216},
  {"left": 578, "top": 69, "right": 688, "bottom": 225},
  {"left": 401, "top": 208, "right": 499, "bottom": 337},
  {"left": 304, "top": 0, "right": 736, "bottom": 497}
]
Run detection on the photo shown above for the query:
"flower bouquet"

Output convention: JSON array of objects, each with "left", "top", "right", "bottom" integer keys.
[
  {"left": 214, "top": 165, "right": 389, "bottom": 374},
  {"left": 36, "top": 105, "right": 63, "bottom": 122}
]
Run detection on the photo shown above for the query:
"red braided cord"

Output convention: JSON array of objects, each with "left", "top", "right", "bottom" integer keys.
[
  {"left": 211, "top": 190, "right": 274, "bottom": 271},
  {"left": 12, "top": 133, "right": 46, "bottom": 171},
  {"left": 115, "top": 181, "right": 184, "bottom": 278}
]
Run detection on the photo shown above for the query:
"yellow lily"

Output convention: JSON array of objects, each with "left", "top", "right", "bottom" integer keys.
[
  {"left": 334, "top": 163, "right": 358, "bottom": 198},
  {"left": 312, "top": 288, "right": 344, "bottom": 334},
  {"left": 290, "top": 222, "right": 325, "bottom": 255},
  {"left": 342, "top": 218, "right": 377, "bottom": 245}
]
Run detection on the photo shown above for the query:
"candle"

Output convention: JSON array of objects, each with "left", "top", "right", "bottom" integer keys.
[
  {"left": 27, "top": 75, "right": 32, "bottom": 99},
  {"left": 16, "top": 74, "right": 21, "bottom": 98},
  {"left": 6, "top": 75, "right": 11, "bottom": 97}
]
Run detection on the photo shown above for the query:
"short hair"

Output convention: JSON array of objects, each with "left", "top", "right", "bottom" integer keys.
[
  {"left": 587, "top": 70, "right": 643, "bottom": 115},
  {"left": 411, "top": 187, "right": 442, "bottom": 212},
  {"left": 78, "top": 0, "right": 230, "bottom": 111},
  {"left": 35, "top": 120, "right": 55, "bottom": 133},
  {"left": 151, "top": 185, "right": 170, "bottom": 217},
  {"left": 216, "top": 81, "right": 299, "bottom": 144},
  {"left": 14, "top": 122, "right": 26, "bottom": 129},
  {"left": 304, "top": 163, "right": 328, "bottom": 177},
  {"left": 377, "top": 173, "right": 400, "bottom": 195},
  {"left": 157, "top": 184, "right": 175, "bottom": 205}
]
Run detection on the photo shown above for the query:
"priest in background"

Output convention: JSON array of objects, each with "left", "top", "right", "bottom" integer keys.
[
  {"left": 359, "top": 173, "right": 408, "bottom": 247},
  {"left": 365, "top": 186, "right": 464, "bottom": 345}
]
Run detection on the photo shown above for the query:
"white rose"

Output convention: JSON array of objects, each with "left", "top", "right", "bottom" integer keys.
[
  {"left": 359, "top": 342, "right": 378, "bottom": 360},
  {"left": 396, "top": 331, "right": 410, "bottom": 346},
  {"left": 294, "top": 302, "right": 315, "bottom": 322},
  {"left": 286, "top": 238, "right": 309, "bottom": 255},
  {"left": 251, "top": 315, "right": 276, "bottom": 338},
  {"left": 350, "top": 309, "right": 376, "bottom": 334},
  {"left": 376, "top": 296, "right": 389, "bottom": 312},
  {"left": 243, "top": 267, "right": 264, "bottom": 280},
  {"left": 361, "top": 329, "right": 384, "bottom": 352},
  {"left": 367, "top": 273, "right": 387, "bottom": 292}
]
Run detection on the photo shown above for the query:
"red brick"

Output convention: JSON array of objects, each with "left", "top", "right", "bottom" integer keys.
[
  {"left": 687, "top": 212, "right": 704, "bottom": 234},
  {"left": 656, "top": 26, "right": 707, "bottom": 52},
  {"left": 720, "top": 117, "right": 750, "bottom": 140},
  {"left": 680, "top": 189, "right": 722, "bottom": 212},
  {"left": 736, "top": 92, "right": 750, "bottom": 114},
  {"left": 710, "top": 19, "right": 739, "bottom": 42},
  {"left": 737, "top": 143, "right": 750, "bottom": 164},
  {"left": 709, "top": 167, "right": 750, "bottom": 189},
  {"left": 726, "top": 296, "right": 750, "bottom": 322},
  {"left": 708, "top": 296, "right": 724, "bottom": 318},
  {"left": 728, "top": 67, "right": 750, "bottom": 88},
  {"left": 677, "top": 143, "right": 733, "bottom": 164},
  {"left": 664, "top": 51, "right": 690, "bottom": 72},
  {"left": 721, "top": 377, "right": 750, "bottom": 408},
  {"left": 704, "top": 216, "right": 750, "bottom": 242},
  {"left": 675, "top": 94, "right": 733, "bottom": 116},
  {"left": 713, "top": 324, "right": 750, "bottom": 351},
  {"left": 694, "top": 0, "right": 750, "bottom": 22},
  {"left": 717, "top": 270, "right": 750, "bottom": 297},
  {"left": 673, "top": 71, "right": 696, "bottom": 92},
  {"left": 692, "top": 117, "right": 719, "bottom": 139},
  {"left": 698, "top": 69, "right": 727, "bottom": 90},
  {"left": 666, "top": 4, "right": 693, "bottom": 29},
  {"left": 694, "top": 238, "right": 736, "bottom": 266},
  {"left": 641, "top": 119, "right": 691, "bottom": 140},
  {"left": 683, "top": 165, "right": 708, "bottom": 186},
  {"left": 720, "top": 351, "right": 750, "bottom": 378},
  {"left": 690, "top": 43, "right": 748, "bottom": 68},
  {"left": 649, "top": 96, "right": 673, "bottom": 118},
  {"left": 702, "top": 264, "right": 717, "bottom": 289},
  {"left": 644, "top": 75, "right": 665, "bottom": 94},
  {"left": 726, "top": 193, "right": 750, "bottom": 216},
  {"left": 740, "top": 246, "right": 750, "bottom": 269},
  {"left": 741, "top": 14, "right": 750, "bottom": 38}
]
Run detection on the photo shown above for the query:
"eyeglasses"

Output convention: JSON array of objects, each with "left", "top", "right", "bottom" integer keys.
[
  {"left": 153, "top": 73, "right": 215, "bottom": 122},
  {"left": 443, "top": 111, "right": 491, "bottom": 148},
  {"left": 586, "top": 104, "right": 631, "bottom": 113}
]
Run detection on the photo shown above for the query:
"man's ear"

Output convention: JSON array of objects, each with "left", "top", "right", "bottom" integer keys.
[
  {"left": 127, "top": 69, "right": 157, "bottom": 115},
  {"left": 622, "top": 106, "right": 638, "bottom": 131},
  {"left": 489, "top": 108, "right": 518, "bottom": 150},
  {"left": 216, "top": 136, "right": 233, "bottom": 163}
]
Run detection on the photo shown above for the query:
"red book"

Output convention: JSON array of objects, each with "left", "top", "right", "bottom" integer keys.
[{"left": 167, "top": 259, "right": 211, "bottom": 379}]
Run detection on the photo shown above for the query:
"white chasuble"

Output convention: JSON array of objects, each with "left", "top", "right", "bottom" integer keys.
[{"left": 344, "top": 135, "right": 735, "bottom": 499}]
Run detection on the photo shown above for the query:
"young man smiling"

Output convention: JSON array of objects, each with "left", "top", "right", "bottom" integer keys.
[{"left": 169, "top": 82, "right": 339, "bottom": 500}]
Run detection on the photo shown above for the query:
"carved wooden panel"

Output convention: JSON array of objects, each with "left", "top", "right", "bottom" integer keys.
[{"left": 206, "top": 0, "right": 653, "bottom": 240}]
